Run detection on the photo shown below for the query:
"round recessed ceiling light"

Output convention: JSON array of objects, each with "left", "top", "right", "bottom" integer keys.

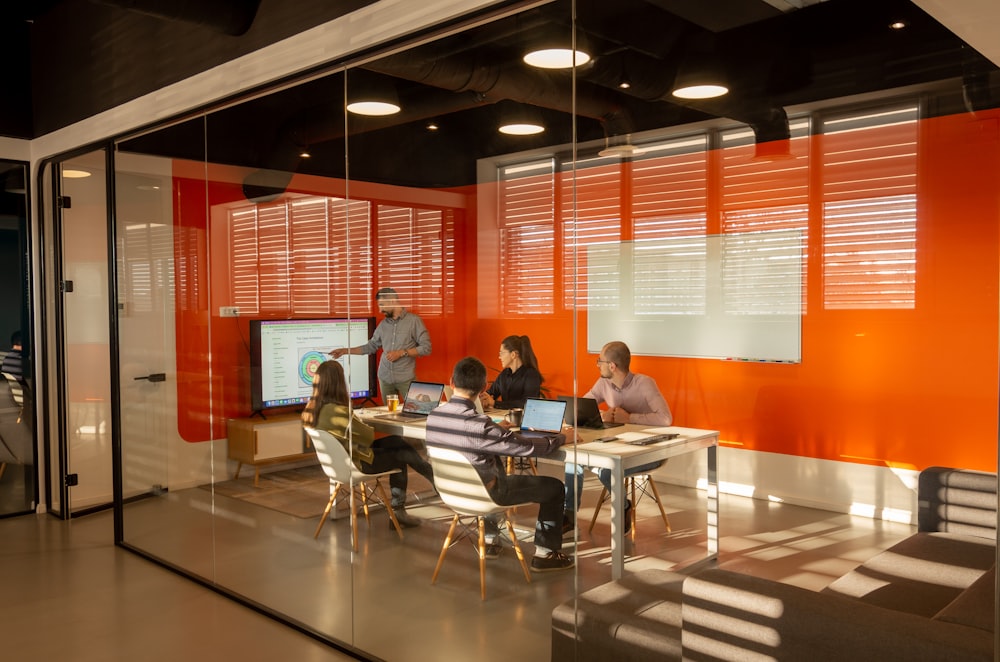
[
  {"left": 672, "top": 83, "right": 729, "bottom": 100},
  {"left": 346, "top": 100, "right": 401, "bottom": 116},
  {"left": 62, "top": 168, "right": 92, "bottom": 178},
  {"left": 499, "top": 122, "right": 545, "bottom": 136},
  {"left": 523, "top": 48, "right": 590, "bottom": 69}
]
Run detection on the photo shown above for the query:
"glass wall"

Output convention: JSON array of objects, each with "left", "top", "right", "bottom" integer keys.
[
  {"left": 98, "top": 0, "right": 1000, "bottom": 659},
  {"left": 0, "top": 159, "right": 33, "bottom": 516}
]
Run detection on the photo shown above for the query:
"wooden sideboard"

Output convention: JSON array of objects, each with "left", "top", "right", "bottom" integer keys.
[{"left": 227, "top": 413, "right": 314, "bottom": 486}]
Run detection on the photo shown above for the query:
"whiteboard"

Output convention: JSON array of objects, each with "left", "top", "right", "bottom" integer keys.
[{"left": 585, "top": 231, "right": 802, "bottom": 362}]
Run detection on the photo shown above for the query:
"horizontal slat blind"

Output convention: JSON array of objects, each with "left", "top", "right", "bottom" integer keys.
[
  {"left": 822, "top": 105, "right": 918, "bottom": 309},
  {"left": 228, "top": 196, "right": 373, "bottom": 316},
  {"left": 377, "top": 205, "right": 445, "bottom": 315},
  {"left": 631, "top": 137, "right": 709, "bottom": 315},
  {"left": 499, "top": 160, "right": 555, "bottom": 314},
  {"left": 720, "top": 121, "right": 810, "bottom": 314},
  {"left": 561, "top": 157, "right": 621, "bottom": 309}
]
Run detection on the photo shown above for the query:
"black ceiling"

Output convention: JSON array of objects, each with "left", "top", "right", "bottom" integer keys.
[{"left": 6, "top": 0, "right": 1000, "bottom": 191}]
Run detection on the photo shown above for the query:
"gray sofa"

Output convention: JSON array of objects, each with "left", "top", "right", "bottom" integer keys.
[{"left": 552, "top": 466, "right": 997, "bottom": 661}]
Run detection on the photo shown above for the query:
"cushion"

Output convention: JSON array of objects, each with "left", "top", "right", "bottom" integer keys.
[
  {"left": 934, "top": 565, "right": 996, "bottom": 632},
  {"left": 822, "top": 532, "right": 995, "bottom": 617}
]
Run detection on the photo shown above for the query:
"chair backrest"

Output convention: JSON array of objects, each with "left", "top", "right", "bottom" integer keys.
[
  {"left": 304, "top": 427, "right": 355, "bottom": 485},
  {"left": 2, "top": 372, "right": 22, "bottom": 407},
  {"left": 426, "top": 445, "right": 502, "bottom": 517}
]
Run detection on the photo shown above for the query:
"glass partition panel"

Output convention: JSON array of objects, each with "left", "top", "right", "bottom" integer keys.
[
  {"left": 0, "top": 159, "right": 33, "bottom": 516},
  {"left": 115, "top": 118, "right": 221, "bottom": 582},
  {"left": 108, "top": 0, "right": 1000, "bottom": 660}
]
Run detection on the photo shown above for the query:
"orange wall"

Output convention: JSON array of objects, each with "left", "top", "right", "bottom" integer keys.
[{"left": 173, "top": 110, "right": 1000, "bottom": 473}]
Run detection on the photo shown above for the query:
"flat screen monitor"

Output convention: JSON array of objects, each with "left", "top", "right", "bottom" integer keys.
[{"left": 250, "top": 317, "right": 376, "bottom": 411}]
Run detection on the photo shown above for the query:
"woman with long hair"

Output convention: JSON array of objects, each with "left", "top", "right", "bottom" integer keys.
[
  {"left": 480, "top": 334, "right": 542, "bottom": 410},
  {"left": 303, "top": 360, "right": 433, "bottom": 527}
]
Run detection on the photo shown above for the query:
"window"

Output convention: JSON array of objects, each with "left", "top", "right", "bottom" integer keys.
[
  {"left": 498, "top": 160, "right": 556, "bottom": 314},
  {"left": 821, "top": 105, "right": 918, "bottom": 309}
]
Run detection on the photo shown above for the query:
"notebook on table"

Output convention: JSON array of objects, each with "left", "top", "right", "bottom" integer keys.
[
  {"left": 518, "top": 398, "right": 567, "bottom": 438},
  {"left": 558, "top": 395, "right": 624, "bottom": 429},
  {"left": 374, "top": 381, "right": 445, "bottom": 422}
]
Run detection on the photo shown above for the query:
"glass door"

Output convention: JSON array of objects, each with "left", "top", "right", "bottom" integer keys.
[{"left": 49, "top": 150, "right": 114, "bottom": 516}]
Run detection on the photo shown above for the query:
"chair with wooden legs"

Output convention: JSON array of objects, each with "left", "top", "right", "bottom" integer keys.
[
  {"left": 588, "top": 463, "right": 672, "bottom": 541},
  {"left": 427, "top": 445, "right": 532, "bottom": 600},
  {"left": 305, "top": 427, "right": 404, "bottom": 551}
]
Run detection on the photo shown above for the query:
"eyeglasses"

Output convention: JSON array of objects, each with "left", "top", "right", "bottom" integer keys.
[{"left": 596, "top": 359, "right": 611, "bottom": 365}]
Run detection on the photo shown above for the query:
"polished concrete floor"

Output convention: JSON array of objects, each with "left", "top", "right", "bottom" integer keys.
[{"left": 0, "top": 471, "right": 917, "bottom": 661}]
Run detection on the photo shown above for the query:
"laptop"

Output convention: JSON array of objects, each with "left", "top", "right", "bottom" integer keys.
[
  {"left": 518, "top": 398, "right": 567, "bottom": 437},
  {"left": 558, "top": 395, "right": 624, "bottom": 429},
  {"left": 374, "top": 381, "right": 445, "bottom": 422}
]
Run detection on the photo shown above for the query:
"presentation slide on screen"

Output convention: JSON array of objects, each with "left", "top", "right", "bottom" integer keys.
[{"left": 259, "top": 319, "right": 371, "bottom": 405}]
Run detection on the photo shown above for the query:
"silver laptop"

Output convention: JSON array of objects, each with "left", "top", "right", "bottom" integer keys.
[
  {"left": 518, "top": 398, "right": 567, "bottom": 437},
  {"left": 374, "top": 381, "right": 445, "bottom": 422}
]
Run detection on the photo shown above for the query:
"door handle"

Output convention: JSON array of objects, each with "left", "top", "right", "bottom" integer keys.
[{"left": 134, "top": 373, "right": 166, "bottom": 382}]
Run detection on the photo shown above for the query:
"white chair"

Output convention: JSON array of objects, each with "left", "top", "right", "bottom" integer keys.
[
  {"left": 304, "top": 427, "right": 404, "bottom": 551},
  {"left": 427, "top": 445, "right": 531, "bottom": 600},
  {"left": 587, "top": 463, "right": 672, "bottom": 541},
  {"left": 2, "top": 372, "right": 23, "bottom": 423}
]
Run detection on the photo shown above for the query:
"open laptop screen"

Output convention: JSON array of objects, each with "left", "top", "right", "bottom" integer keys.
[
  {"left": 521, "top": 398, "right": 567, "bottom": 432},
  {"left": 401, "top": 381, "right": 445, "bottom": 415}
]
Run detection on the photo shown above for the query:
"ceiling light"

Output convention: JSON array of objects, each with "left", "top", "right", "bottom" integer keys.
[
  {"left": 499, "top": 122, "right": 545, "bottom": 136},
  {"left": 672, "top": 83, "right": 728, "bottom": 99},
  {"left": 889, "top": 20, "right": 907, "bottom": 30},
  {"left": 618, "top": 79, "right": 631, "bottom": 90},
  {"left": 298, "top": 148, "right": 311, "bottom": 158},
  {"left": 599, "top": 135, "right": 645, "bottom": 158},
  {"left": 497, "top": 101, "right": 545, "bottom": 135},
  {"left": 523, "top": 47, "right": 591, "bottom": 69},
  {"left": 346, "top": 100, "right": 400, "bottom": 116},
  {"left": 346, "top": 72, "right": 401, "bottom": 116},
  {"left": 62, "top": 168, "right": 92, "bottom": 178},
  {"left": 426, "top": 122, "right": 439, "bottom": 131}
]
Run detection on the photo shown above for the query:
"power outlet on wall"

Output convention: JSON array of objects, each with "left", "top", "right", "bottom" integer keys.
[{"left": 219, "top": 306, "right": 240, "bottom": 317}]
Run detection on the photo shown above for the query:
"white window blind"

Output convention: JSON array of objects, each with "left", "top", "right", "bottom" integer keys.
[
  {"left": 560, "top": 156, "right": 622, "bottom": 309},
  {"left": 822, "top": 105, "right": 918, "bottom": 309},
  {"left": 228, "top": 196, "right": 372, "bottom": 316},
  {"left": 498, "top": 160, "right": 556, "bottom": 314},
  {"left": 630, "top": 136, "right": 709, "bottom": 315},
  {"left": 376, "top": 205, "right": 446, "bottom": 315},
  {"left": 720, "top": 121, "right": 810, "bottom": 315}
]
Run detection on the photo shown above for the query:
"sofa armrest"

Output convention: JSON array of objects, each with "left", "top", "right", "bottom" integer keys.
[
  {"left": 682, "top": 569, "right": 992, "bottom": 662},
  {"left": 918, "top": 466, "right": 997, "bottom": 537}
]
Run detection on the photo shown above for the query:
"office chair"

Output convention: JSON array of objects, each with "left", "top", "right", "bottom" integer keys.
[
  {"left": 305, "top": 427, "right": 404, "bottom": 551},
  {"left": 587, "top": 462, "right": 671, "bottom": 541},
  {"left": 2, "top": 372, "right": 23, "bottom": 423},
  {"left": 427, "top": 445, "right": 532, "bottom": 600}
]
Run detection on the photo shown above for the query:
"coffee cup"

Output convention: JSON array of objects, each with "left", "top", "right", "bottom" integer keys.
[{"left": 506, "top": 408, "right": 523, "bottom": 427}]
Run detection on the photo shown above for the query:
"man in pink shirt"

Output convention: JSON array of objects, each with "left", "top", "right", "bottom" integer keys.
[{"left": 563, "top": 341, "right": 672, "bottom": 533}]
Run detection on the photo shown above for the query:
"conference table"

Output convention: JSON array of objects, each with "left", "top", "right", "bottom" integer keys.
[{"left": 356, "top": 407, "right": 719, "bottom": 580}]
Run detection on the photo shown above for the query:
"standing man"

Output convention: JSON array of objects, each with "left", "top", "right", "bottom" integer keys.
[
  {"left": 329, "top": 287, "right": 431, "bottom": 402},
  {"left": 426, "top": 357, "right": 574, "bottom": 571},
  {"left": 564, "top": 340, "right": 672, "bottom": 531}
]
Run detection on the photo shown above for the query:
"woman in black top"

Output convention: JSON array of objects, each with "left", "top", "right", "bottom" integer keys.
[{"left": 480, "top": 335, "right": 542, "bottom": 409}]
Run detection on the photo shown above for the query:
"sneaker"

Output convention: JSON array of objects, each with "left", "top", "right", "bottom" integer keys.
[
  {"left": 391, "top": 509, "right": 422, "bottom": 529},
  {"left": 483, "top": 540, "right": 502, "bottom": 559},
  {"left": 531, "top": 551, "right": 575, "bottom": 572}
]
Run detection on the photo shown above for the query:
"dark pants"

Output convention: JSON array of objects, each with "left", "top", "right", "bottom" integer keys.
[
  {"left": 489, "top": 473, "right": 565, "bottom": 553},
  {"left": 361, "top": 435, "right": 434, "bottom": 508}
]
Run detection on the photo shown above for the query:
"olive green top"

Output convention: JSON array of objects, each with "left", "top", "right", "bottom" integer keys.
[{"left": 316, "top": 402, "right": 375, "bottom": 467}]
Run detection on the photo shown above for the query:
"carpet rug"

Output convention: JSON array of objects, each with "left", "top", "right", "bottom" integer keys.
[{"left": 203, "top": 465, "right": 332, "bottom": 519}]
